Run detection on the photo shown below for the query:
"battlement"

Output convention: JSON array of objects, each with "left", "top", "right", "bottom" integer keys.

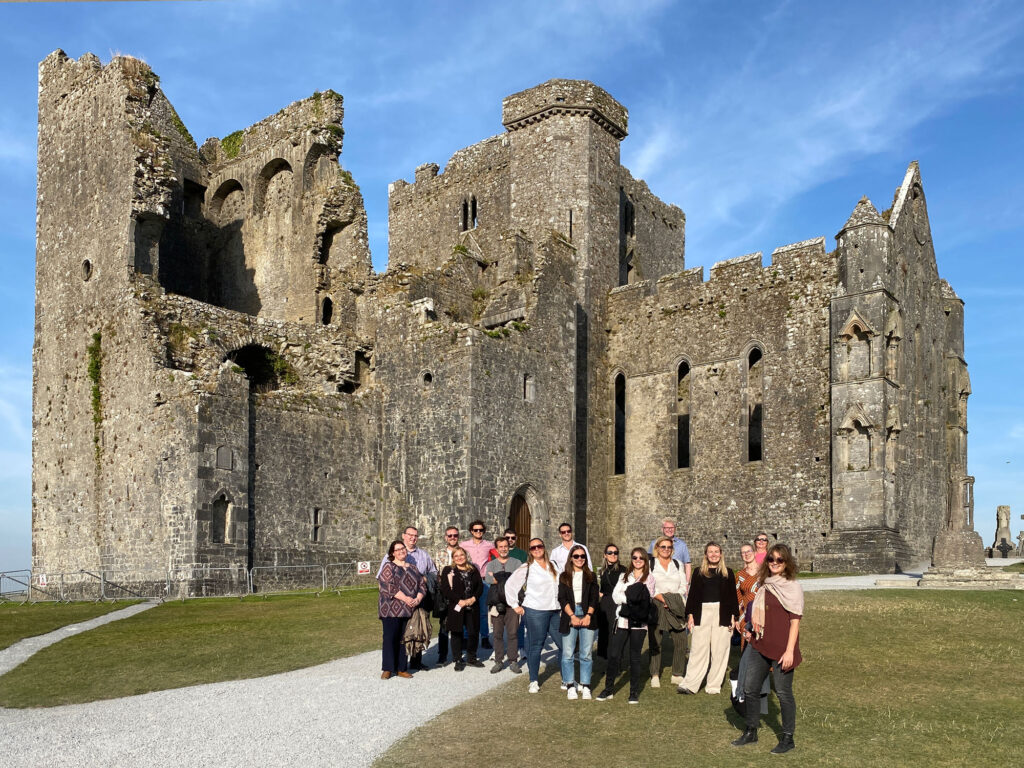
[{"left": 502, "top": 78, "right": 628, "bottom": 139}]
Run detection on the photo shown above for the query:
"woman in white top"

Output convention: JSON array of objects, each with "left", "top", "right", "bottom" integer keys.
[
  {"left": 649, "top": 535, "right": 689, "bottom": 687},
  {"left": 505, "top": 537, "right": 564, "bottom": 693},
  {"left": 595, "top": 548, "right": 656, "bottom": 704}
]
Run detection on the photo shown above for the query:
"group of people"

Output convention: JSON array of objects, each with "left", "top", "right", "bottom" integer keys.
[{"left": 377, "top": 518, "right": 803, "bottom": 754}]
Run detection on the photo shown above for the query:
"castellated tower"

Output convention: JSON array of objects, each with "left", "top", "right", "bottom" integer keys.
[{"left": 32, "top": 52, "right": 969, "bottom": 586}]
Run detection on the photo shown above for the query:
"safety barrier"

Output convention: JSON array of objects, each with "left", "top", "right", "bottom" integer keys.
[
  {"left": 167, "top": 565, "right": 250, "bottom": 599},
  {"left": 248, "top": 564, "right": 326, "bottom": 596},
  {"left": 0, "top": 570, "right": 31, "bottom": 602}
]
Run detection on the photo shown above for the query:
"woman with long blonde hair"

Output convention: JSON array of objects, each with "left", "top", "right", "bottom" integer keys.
[{"left": 677, "top": 542, "right": 739, "bottom": 696}]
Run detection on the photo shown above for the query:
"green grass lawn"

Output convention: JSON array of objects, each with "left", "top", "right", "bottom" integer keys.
[
  {"left": 797, "top": 571, "right": 854, "bottom": 579},
  {"left": 0, "top": 590, "right": 382, "bottom": 708},
  {"left": 377, "top": 590, "right": 1023, "bottom": 768},
  {"left": 1002, "top": 561, "right": 1024, "bottom": 572},
  {"left": 0, "top": 601, "right": 133, "bottom": 651}
]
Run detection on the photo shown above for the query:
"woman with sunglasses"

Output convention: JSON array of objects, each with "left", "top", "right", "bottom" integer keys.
[
  {"left": 753, "top": 532, "right": 771, "bottom": 564},
  {"left": 377, "top": 539, "right": 427, "bottom": 679},
  {"left": 558, "top": 544, "right": 599, "bottom": 699},
  {"left": 649, "top": 535, "right": 689, "bottom": 688},
  {"left": 595, "top": 547, "right": 656, "bottom": 704},
  {"left": 505, "top": 538, "right": 564, "bottom": 693},
  {"left": 596, "top": 543, "right": 626, "bottom": 659},
  {"left": 732, "top": 544, "right": 803, "bottom": 755},
  {"left": 677, "top": 542, "right": 739, "bottom": 696},
  {"left": 439, "top": 546, "right": 485, "bottom": 670}
]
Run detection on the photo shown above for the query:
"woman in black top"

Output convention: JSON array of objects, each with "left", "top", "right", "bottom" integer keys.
[
  {"left": 677, "top": 542, "right": 739, "bottom": 695},
  {"left": 558, "top": 544, "right": 600, "bottom": 699},
  {"left": 596, "top": 542, "right": 625, "bottom": 659},
  {"left": 439, "top": 547, "right": 484, "bottom": 670}
]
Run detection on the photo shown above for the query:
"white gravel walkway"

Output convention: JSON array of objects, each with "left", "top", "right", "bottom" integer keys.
[{"left": 0, "top": 640, "right": 527, "bottom": 768}]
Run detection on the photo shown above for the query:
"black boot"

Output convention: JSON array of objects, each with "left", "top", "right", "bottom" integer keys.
[
  {"left": 731, "top": 728, "right": 758, "bottom": 747},
  {"left": 770, "top": 733, "right": 795, "bottom": 754}
]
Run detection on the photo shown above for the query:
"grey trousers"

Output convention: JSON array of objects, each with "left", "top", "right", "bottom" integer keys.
[
  {"left": 743, "top": 648, "right": 796, "bottom": 735},
  {"left": 490, "top": 608, "right": 520, "bottom": 665}
]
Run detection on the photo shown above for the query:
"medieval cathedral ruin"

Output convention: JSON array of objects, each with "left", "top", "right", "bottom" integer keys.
[{"left": 32, "top": 50, "right": 972, "bottom": 585}]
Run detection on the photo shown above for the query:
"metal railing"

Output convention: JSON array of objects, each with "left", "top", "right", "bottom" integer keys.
[{"left": 0, "top": 561, "right": 379, "bottom": 604}]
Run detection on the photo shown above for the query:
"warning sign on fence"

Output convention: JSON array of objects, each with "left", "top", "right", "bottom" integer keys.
[
  {"left": 357, "top": 561, "right": 371, "bottom": 575},
  {"left": 38, "top": 573, "right": 47, "bottom": 587}
]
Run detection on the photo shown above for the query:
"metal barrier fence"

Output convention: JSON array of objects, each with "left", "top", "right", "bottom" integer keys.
[
  {"left": 0, "top": 570, "right": 31, "bottom": 602},
  {"left": 1, "top": 561, "right": 379, "bottom": 603}
]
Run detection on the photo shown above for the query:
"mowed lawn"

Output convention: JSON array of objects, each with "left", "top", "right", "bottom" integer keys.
[
  {"left": 377, "top": 590, "right": 1023, "bottom": 768},
  {"left": 0, "top": 601, "right": 133, "bottom": 651},
  {"left": 0, "top": 590, "right": 381, "bottom": 708}
]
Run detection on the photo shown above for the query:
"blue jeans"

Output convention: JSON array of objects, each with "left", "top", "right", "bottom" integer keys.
[
  {"left": 523, "top": 607, "right": 563, "bottom": 683},
  {"left": 561, "top": 605, "right": 595, "bottom": 687}
]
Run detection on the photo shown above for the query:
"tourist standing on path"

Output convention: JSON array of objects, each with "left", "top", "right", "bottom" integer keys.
[
  {"left": 439, "top": 547, "right": 484, "bottom": 670},
  {"left": 550, "top": 522, "right": 592, "bottom": 571},
  {"left": 648, "top": 518, "right": 692, "bottom": 583},
  {"left": 678, "top": 542, "right": 739, "bottom": 696},
  {"left": 375, "top": 526, "right": 437, "bottom": 670},
  {"left": 596, "top": 547, "right": 656, "bottom": 704},
  {"left": 434, "top": 526, "right": 461, "bottom": 665},
  {"left": 461, "top": 520, "right": 495, "bottom": 649},
  {"left": 505, "top": 538, "right": 564, "bottom": 693},
  {"left": 596, "top": 542, "right": 626, "bottom": 659},
  {"left": 753, "top": 532, "right": 770, "bottom": 564},
  {"left": 503, "top": 528, "right": 528, "bottom": 653},
  {"left": 377, "top": 540, "right": 426, "bottom": 680},
  {"left": 485, "top": 537, "right": 523, "bottom": 674},
  {"left": 732, "top": 543, "right": 803, "bottom": 754},
  {"left": 732, "top": 541, "right": 767, "bottom": 711},
  {"left": 649, "top": 535, "right": 689, "bottom": 688},
  {"left": 558, "top": 544, "right": 599, "bottom": 700}
]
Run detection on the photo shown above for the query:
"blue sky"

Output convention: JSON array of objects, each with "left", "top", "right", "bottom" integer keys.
[{"left": 1, "top": 0, "right": 1021, "bottom": 569}]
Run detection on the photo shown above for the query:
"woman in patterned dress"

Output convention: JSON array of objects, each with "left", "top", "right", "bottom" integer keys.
[{"left": 377, "top": 539, "right": 426, "bottom": 679}]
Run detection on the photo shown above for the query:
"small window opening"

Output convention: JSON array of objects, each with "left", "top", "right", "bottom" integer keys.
[
  {"left": 748, "top": 347, "right": 763, "bottom": 368},
  {"left": 210, "top": 494, "right": 229, "bottom": 544},
  {"left": 523, "top": 373, "right": 536, "bottom": 402},
  {"left": 461, "top": 200, "right": 469, "bottom": 232},
  {"left": 676, "top": 361, "right": 691, "bottom": 469},
  {"left": 614, "top": 373, "right": 626, "bottom": 475},
  {"left": 321, "top": 297, "right": 333, "bottom": 325},
  {"left": 423, "top": 371, "right": 433, "bottom": 386},
  {"left": 82, "top": 259, "right": 93, "bottom": 282},
  {"left": 312, "top": 508, "right": 324, "bottom": 543},
  {"left": 183, "top": 179, "right": 206, "bottom": 219},
  {"left": 471, "top": 196, "right": 478, "bottom": 228},
  {"left": 568, "top": 209, "right": 573, "bottom": 241},
  {"left": 748, "top": 404, "right": 763, "bottom": 462}
]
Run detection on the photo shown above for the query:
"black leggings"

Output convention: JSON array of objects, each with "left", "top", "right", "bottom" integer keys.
[
  {"left": 604, "top": 627, "right": 647, "bottom": 696},
  {"left": 448, "top": 606, "right": 480, "bottom": 661}
]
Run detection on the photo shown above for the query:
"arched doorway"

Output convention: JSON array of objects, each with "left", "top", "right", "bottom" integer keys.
[{"left": 509, "top": 493, "right": 531, "bottom": 545}]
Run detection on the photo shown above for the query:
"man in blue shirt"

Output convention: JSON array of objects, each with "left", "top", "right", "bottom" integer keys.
[{"left": 648, "top": 518, "right": 691, "bottom": 584}]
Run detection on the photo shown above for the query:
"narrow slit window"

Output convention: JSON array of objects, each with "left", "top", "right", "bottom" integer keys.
[
  {"left": 471, "top": 196, "right": 478, "bottom": 228},
  {"left": 676, "top": 361, "right": 691, "bottom": 469},
  {"left": 614, "top": 374, "right": 626, "bottom": 475},
  {"left": 746, "top": 347, "right": 764, "bottom": 463},
  {"left": 312, "top": 508, "right": 324, "bottom": 543}
]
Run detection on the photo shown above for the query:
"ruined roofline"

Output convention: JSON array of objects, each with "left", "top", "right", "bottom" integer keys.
[
  {"left": 886, "top": 161, "right": 921, "bottom": 232},
  {"left": 502, "top": 78, "right": 628, "bottom": 139},
  {"left": 389, "top": 133, "right": 507, "bottom": 193},
  {"left": 608, "top": 236, "right": 830, "bottom": 303}
]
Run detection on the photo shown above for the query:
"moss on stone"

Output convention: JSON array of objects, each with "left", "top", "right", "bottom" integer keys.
[
  {"left": 221, "top": 130, "right": 244, "bottom": 160},
  {"left": 168, "top": 105, "right": 196, "bottom": 149}
]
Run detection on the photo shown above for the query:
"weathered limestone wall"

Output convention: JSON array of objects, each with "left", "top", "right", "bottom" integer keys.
[{"left": 605, "top": 238, "right": 836, "bottom": 565}]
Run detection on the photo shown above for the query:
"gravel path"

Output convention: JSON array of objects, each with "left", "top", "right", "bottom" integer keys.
[
  {"left": 0, "top": 642, "right": 530, "bottom": 768},
  {"left": 0, "top": 601, "right": 158, "bottom": 676}
]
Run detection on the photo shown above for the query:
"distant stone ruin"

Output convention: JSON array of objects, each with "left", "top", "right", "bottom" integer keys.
[{"left": 31, "top": 50, "right": 973, "bottom": 587}]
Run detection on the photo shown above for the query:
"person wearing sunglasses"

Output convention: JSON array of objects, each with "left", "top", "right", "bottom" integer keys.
[
  {"left": 433, "top": 526, "right": 462, "bottom": 665},
  {"left": 649, "top": 535, "right": 689, "bottom": 688},
  {"left": 647, "top": 518, "right": 692, "bottom": 584},
  {"left": 461, "top": 520, "right": 495, "bottom": 649},
  {"left": 753, "top": 532, "right": 771, "bottom": 564},
  {"left": 732, "top": 544, "right": 803, "bottom": 755},
  {"left": 557, "top": 545, "right": 599, "bottom": 700},
  {"left": 377, "top": 539, "right": 427, "bottom": 680},
  {"left": 550, "top": 522, "right": 592, "bottom": 572},
  {"left": 503, "top": 528, "right": 528, "bottom": 563},
  {"left": 504, "top": 538, "right": 564, "bottom": 693},
  {"left": 596, "top": 543, "right": 626, "bottom": 659},
  {"left": 596, "top": 547, "right": 656, "bottom": 704},
  {"left": 731, "top": 542, "right": 769, "bottom": 714},
  {"left": 677, "top": 542, "right": 739, "bottom": 696}
]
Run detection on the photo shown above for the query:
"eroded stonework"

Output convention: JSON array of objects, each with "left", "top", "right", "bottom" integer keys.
[{"left": 32, "top": 51, "right": 971, "bottom": 580}]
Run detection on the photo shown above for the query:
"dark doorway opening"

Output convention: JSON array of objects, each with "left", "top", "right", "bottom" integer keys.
[{"left": 509, "top": 493, "right": 531, "bottom": 547}]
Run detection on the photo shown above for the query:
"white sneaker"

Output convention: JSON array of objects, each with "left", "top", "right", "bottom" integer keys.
[
  {"left": 581, "top": 686, "right": 592, "bottom": 700},
  {"left": 528, "top": 681, "right": 540, "bottom": 693},
  {"left": 567, "top": 685, "right": 578, "bottom": 700},
  {"left": 670, "top": 675, "right": 684, "bottom": 685},
  {"left": 560, "top": 682, "right": 569, "bottom": 691},
  {"left": 650, "top": 676, "right": 660, "bottom": 688}
]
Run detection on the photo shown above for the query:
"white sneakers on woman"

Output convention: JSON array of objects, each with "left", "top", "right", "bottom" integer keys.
[{"left": 528, "top": 681, "right": 540, "bottom": 693}]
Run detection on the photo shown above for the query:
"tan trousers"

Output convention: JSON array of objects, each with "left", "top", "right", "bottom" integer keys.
[{"left": 680, "top": 601, "right": 733, "bottom": 693}]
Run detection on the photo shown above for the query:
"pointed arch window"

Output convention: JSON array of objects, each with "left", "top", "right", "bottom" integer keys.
[
  {"left": 614, "top": 373, "right": 626, "bottom": 475},
  {"left": 745, "top": 346, "right": 764, "bottom": 462},
  {"left": 676, "top": 361, "right": 691, "bottom": 469}
]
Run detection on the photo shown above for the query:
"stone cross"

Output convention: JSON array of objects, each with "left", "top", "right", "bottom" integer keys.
[{"left": 994, "top": 539, "right": 1014, "bottom": 558}]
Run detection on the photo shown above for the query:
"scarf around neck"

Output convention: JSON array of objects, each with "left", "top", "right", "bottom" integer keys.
[{"left": 751, "top": 574, "right": 804, "bottom": 638}]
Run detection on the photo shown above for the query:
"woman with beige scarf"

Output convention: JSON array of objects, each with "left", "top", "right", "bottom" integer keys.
[{"left": 731, "top": 543, "right": 803, "bottom": 755}]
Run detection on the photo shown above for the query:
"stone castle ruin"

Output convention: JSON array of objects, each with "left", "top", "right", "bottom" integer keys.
[{"left": 32, "top": 50, "right": 972, "bottom": 587}]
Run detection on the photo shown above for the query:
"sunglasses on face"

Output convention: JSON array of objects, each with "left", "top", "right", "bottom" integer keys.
[
  {"left": 766, "top": 556, "right": 785, "bottom": 564},
  {"left": 631, "top": 555, "right": 646, "bottom": 561},
  {"left": 756, "top": 538, "right": 769, "bottom": 542},
  {"left": 605, "top": 550, "right": 619, "bottom": 556},
  {"left": 471, "top": 527, "right": 484, "bottom": 533},
  {"left": 445, "top": 534, "right": 458, "bottom": 539},
  {"left": 658, "top": 545, "right": 673, "bottom": 550},
  {"left": 505, "top": 535, "right": 516, "bottom": 540},
  {"left": 529, "top": 544, "right": 545, "bottom": 551},
  {"left": 571, "top": 554, "right": 586, "bottom": 560},
  {"left": 559, "top": 531, "right": 572, "bottom": 536}
]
